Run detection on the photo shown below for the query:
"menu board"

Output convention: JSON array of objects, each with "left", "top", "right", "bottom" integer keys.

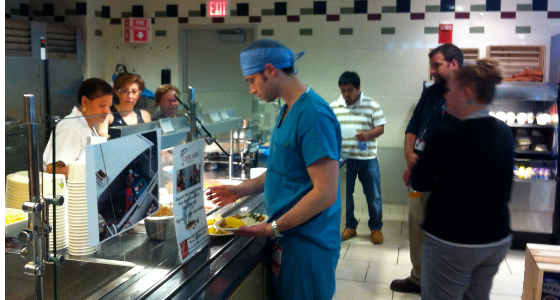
[{"left": 172, "top": 139, "right": 210, "bottom": 263}]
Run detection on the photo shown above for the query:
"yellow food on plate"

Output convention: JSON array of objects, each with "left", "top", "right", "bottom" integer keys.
[
  {"left": 221, "top": 217, "right": 245, "bottom": 228},
  {"left": 208, "top": 225, "right": 230, "bottom": 235},
  {"left": 5, "top": 213, "right": 25, "bottom": 225}
]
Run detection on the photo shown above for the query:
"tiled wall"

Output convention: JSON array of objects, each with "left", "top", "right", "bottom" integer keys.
[{"left": 7, "top": 0, "right": 560, "bottom": 203}]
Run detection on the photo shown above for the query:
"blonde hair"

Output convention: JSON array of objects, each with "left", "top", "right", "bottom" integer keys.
[
  {"left": 113, "top": 73, "right": 145, "bottom": 104},
  {"left": 454, "top": 58, "right": 503, "bottom": 105},
  {"left": 155, "top": 84, "right": 180, "bottom": 105}
]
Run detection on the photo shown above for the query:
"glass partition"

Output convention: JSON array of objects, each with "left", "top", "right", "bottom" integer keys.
[{"left": 5, "top": 101, "right": 269, "bottom": 299}]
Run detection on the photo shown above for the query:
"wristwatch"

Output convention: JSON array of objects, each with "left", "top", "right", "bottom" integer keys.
[{"left": 271, "top": 220, "right": 283, "bottom": 238}]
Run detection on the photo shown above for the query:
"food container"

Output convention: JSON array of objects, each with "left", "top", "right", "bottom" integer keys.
[
  {"left": 5, "top": 208, "right": 29, "bottom": 238},
  {"left": 145, "top": 216, "right": 175, "bottom": 240}
]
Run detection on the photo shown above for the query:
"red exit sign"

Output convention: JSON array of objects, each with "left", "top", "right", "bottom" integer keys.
[{"left": 208, "top": 1, "right": 229, "bottom": 17}]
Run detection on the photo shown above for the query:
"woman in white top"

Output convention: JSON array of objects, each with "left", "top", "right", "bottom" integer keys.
[{"left": 43, "top": 78, "right": 113, "bottom": 178}]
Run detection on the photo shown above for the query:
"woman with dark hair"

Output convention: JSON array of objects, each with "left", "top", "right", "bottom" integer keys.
[
  {"left": 43, "top": 78, "right": 113, "bottom": 178},
  {"left": 98, "top": 73, "right": 152, "bottom": 136},
  {"left": 411, "top": 58, "right": 514, "bottom": 299}
]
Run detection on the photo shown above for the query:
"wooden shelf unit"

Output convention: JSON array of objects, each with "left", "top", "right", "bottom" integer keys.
[{"left": 487, "top": 45, "right": 545, "bottom": 82}]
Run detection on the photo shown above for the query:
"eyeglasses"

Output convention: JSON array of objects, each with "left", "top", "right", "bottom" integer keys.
[
  {"left": 118, "top": 89, "right": 140, "bottom": 96},
  {"left": 162, "top": 99, "right": 179, "bottom": 105}
]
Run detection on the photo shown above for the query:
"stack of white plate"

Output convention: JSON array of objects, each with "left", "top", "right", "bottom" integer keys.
[
  {"left": 67, "top": 162, "right": 96, "bottom": 256},
  {"left": 44, "top": 173, "right": 68, "bottom": 251},
  {"left": 5, "top": 171, "right": 33, "bottom": 209}
]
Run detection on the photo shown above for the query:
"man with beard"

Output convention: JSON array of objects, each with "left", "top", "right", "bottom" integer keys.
[{"left": 390, "top": 44, "right": 463, "bottom": 294}]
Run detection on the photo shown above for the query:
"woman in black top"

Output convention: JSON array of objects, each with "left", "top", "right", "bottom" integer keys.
[
  {"left": 411, "top": 58, "right": 514, "bottom": 300},
  {"left": 98, "top": 73, "right": 151, "bottom": 136}
]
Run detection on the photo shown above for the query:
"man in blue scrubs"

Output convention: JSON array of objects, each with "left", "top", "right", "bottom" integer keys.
[{"left": 206, "top": 39, "right": 342, "bottom": 300}]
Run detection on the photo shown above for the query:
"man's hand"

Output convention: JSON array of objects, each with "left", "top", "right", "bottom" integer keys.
[
  {"left": 234, "top": 222, "right": 273, "bottom": 236},
  {"left": 205, "top": 185, "right": 240, "bottom": 206},
  {"left": 406, "top": 153, "right": 419, "bottom": 170},
  {"left": 403, "top": 168, "right": 412, "bottom": 185},
  {"left": 355, "top": 132, "right": 369, "bottom": 142}
]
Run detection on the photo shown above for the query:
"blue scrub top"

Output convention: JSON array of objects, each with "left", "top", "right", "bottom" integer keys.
[{"left": 264, "top": 87, "right": 342, "bottom": 250}]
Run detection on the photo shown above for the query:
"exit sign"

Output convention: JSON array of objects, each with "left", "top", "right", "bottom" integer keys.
[{"left": 208, "top": 1, "right": 229, "bottom": 17}]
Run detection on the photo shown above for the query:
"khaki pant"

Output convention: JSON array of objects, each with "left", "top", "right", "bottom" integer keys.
[{"left": 408, "top": 191, "right": 429, "bottom": 285}]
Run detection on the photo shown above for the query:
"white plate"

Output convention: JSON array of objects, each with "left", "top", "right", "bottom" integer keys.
[
  {"left": 213, "top": 213, "right": 269, "bottom": 232},
  {"left": 207, "top": 225, "right": 234, "bottom": 236}
]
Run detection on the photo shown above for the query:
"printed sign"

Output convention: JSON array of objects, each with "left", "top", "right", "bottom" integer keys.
[
  {"left": 172, "top": 139, "right": 210, "bottom": 263},
  {"left": 124, "top": 18, "right": 151, "bottom": 43},
  {"left": 208, "top": 1, "right": 229, "bottom": 17}
]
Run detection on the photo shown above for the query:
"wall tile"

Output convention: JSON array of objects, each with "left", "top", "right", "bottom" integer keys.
[
  {"left": 274, "top": 2, "right": 287, "bottom": 15},
  {"left": 381, "top": 27, "right": 396, "bottom": 35},
  {"left": 341, "top": 7, "right": 354, "bottom": 14},
  {"left": 155, "top": 30, "right": 166, "bottom": 37},
  {"left": 440, "top": 0, "right": 455, "bottom": 12},
  {"left": 486, "top": 0, "right": 500, "bottom": 12},
  {"left": 517, "top": 4, "right": 532, "bottom": 11},
  {"left": 19, "top": 3, "right": 29, "bottom": 16},
  {"left": 368, "top": 14, "right": 382, "bottom": 21},
  {"left": 236, "top": 3, "right": 249, "bottom": 16},
  {"left": 327, "top": 15, "right": 340, "bottom": 21},
  {"left": 355, "top": 1, "right": 368, "bottom": 14},
  {"left": 167, "top": 5, "right": 178, "bottom": 17},
  {"left": 261, "top": 29, "right": 274, "bottom": 36},
  {"left": 516, "top": 26, "right": 531, "bottom": 33},
  {"left": 456, "top": 12, "right": 470, "bottom": 19},
  {"left": 75, "top": 2, "right": 86, "bottom": 16},
  {"left": 287, "top": 15, "right": 300, "bottom": 22},
  {"left": 411, "top": 13, "right": 425, "bottom": 20},
  {"left": 470, "top": 26, "right": 485, "bottom": 33},
  {"left": 532, "top": 0, "right": 547, "bottom": 11},
  {"left": 471, "top": 5, "right": 486, "bottom": 11},
  {"left": 425, "top": 26, "right": 439, "bottom": 34},
  {"left": 300, "top": 28, "right": 313, "bottom": 35},
  {"left": 43, "top": 3, "right": 54, "bottom": 16},
  {"left": 382, "top": 6, "right": 397, "bottom": 13},
  {"left": 301, "top": 8, "right": 313, "bottom": 15},
  {"left": 102, "top": 6, "right": 110, "bottom": 18},
  {"left": 397, "top": 0, "right": 411, "bottom": 13},
  {"left": 425, "top": 5, "right": 440, "bottom": 12},
  {"left": 501, "top": 12, "right": 516, "bottom": 19},
  {"left": 313, "top": 1, "right": 327, "bottom": 15},
  {"left": 340, "top": 28, "right": 353, "bottom": 35},
  {"left": 549, "top": 12, "right": 560, "bottom": 18}
]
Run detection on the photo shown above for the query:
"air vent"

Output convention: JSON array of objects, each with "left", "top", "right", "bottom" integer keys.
[
  {"left": 5, "top": 19, "right": 31, "bottom": 57},
  {"left": 46, "top": 23, "right": 77, "bottom": 59}
]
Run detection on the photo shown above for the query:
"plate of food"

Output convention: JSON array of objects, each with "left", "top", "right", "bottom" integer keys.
[
  {"left": 213, "top": 213, "right": 269, "bottom": 232},
  {"left": 208, "top": 225, "right": 234, "bottom": 236}
]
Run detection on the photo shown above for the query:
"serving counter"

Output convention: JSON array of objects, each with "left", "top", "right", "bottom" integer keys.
[{"left": 6, "top": 192, "right": 272, "bottom": 300}]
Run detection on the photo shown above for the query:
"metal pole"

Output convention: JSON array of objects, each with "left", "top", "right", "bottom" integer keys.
[
  {"left": 229, "top": 131, "right": 234, "bottom": 179},
  {"left": 24, "top": 94, "right": 45, "bottom": 300},
  {"left": 187, "top": 87, "right": 196, "bottom": 142}
]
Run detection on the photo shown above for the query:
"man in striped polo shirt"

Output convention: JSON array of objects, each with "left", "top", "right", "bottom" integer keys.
[{"left": 330, "top": 71, "right": 386, "bottom": 244}]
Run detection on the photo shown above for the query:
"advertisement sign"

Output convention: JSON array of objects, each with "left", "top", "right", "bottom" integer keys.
[
  {"left": 438, "top": 24, "right": 453, "bottom": 44},
  {"left": 172, "top": 139, "right": 209, "bottom": 262},
  {"left": 124, "top": 18, "right": 151, "bottom": 43},
  {"left": 86, "top": 129, "right": 161, "bottom": 247}
]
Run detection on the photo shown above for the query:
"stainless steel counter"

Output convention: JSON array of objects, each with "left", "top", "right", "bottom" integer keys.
[{"left": 6, "top": 193, "right": 270, "bottom": 300}]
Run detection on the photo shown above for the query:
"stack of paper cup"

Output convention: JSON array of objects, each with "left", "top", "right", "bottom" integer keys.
[
  {"left": 67, "top": 162, "right": 96, "bottom": 256},
  {"left": 43, "top": 173, "right": 68, "bottom": 251}
]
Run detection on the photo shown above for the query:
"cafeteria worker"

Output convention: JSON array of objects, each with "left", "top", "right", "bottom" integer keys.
[{"left": 43, "top": 78, "right": 113, "bottom": 178}]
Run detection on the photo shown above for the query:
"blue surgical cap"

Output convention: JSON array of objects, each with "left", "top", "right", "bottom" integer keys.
[{"left": 240, "top": 39, "right": 304, "bottom": 76}]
